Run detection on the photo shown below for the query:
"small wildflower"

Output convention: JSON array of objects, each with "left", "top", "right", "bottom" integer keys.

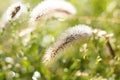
[
  {"left": 21, "top": 34, "right": 31, "bottom": 46},
  {"left": 96, "top": 56, "right": 102, "bottom": 64},
  {"left": 8, "top": 71, "right": 16, "bottom": 78},
  {"left": 93, "top": 29, "right": 115, "bottom": 58},
  {"left": 93, "top": 29, "right": 113, "bottom": 39},
  {"left": 75, "top": 70, "right": 89, "bottom": 77},
  {"left": 97, "top": 30, "right": 107, "bottom": 38},
  {"left": 93, "top": 29, "right": 107, "bottom": 38},
  {"left": 92, "top": 29, "right": 114, "bottom": 43},
  {"left": 5, "top": 57, "right": 14, "bottom": 64},
  {"left": 106, "top": 33, "right": 114, "bottom": 38},
  {"left": 32, "top": 71, "right": 41, "bottom": 80},
  {"left": 80, "top": 43, "right": 88, "bottom": 53}
]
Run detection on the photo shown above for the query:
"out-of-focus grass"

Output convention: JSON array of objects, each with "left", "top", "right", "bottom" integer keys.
[{"left": 0, "top": 0, "right": 120, "bottom": 80}]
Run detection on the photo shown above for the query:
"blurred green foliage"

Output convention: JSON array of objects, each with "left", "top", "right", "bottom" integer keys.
[{"left": 0, "top": 0, "right": 120, "bottom": 80}]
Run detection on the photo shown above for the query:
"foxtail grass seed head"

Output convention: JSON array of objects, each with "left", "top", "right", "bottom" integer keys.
[
  {"left": 42, "top": 24, "right": 93, "bottom": 64},
  {"left": 30, "top": 0, "right": 76, "bottom": 22},
  {"left": 0, "top": 2, "right": 27, "bottom": 29},
  {"left": 19, "top": 0, "right": 76, "bottom": 38}
]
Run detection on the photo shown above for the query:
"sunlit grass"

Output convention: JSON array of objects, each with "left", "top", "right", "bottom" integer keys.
[{"left": 0, "top": 0, "right": 120, "bottom": 80}]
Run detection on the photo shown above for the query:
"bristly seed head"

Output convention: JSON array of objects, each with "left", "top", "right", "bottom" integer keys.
[
  {"left": 30, "top": 0, "right": 76, "bottom": 22},
  {"left": 0, "top": 2, "right": 27, "bottom": 29},
  {"left": 42, "top": 24, "right": 93, "bottom": 65},
  {"left": 19, "top": 0, "right": 76, "bottom": 39}
]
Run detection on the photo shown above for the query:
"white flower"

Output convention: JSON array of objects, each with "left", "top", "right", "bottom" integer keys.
[
  {"left": 75, "top": 70, "right": 89, "bottom": 77},
  {"left": 8, "top": 71, "right": 16, "bottom": 78},
  {"left": 32, "top": 71, "right": 41, "bottom": 80},
  {"left": 92, "top": 29, "right": 114, "bottom": 39},
  {"left": 5, "top": 57, "right": 14, "bottom": 63},
  {"left": 80, "top": 43, "right": 88, "bottom": 53},
  {"left": 42, "top": 24, "right": 93, "bottom": 64}
]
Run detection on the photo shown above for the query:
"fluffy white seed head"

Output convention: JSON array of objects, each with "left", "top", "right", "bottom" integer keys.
[
  {"left": 42, "top": 24, "right": 93, "bottom": 64},
  {"left": 0, "top": 2, "right": 27, "bottom": 29},
  {"left": 4, "top": 2, "right": 27, "bottom": 21},
  {"left": 30, "top": 0, "right": 76, "bottom": 22},
  {"left": 19, "top": 0, "right": 76, "bottom": 38}
]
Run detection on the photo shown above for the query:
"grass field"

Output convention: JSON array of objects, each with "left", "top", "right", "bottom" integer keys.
[{"left": 0, "top": 0, "right": 120, "bottom": 80}]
